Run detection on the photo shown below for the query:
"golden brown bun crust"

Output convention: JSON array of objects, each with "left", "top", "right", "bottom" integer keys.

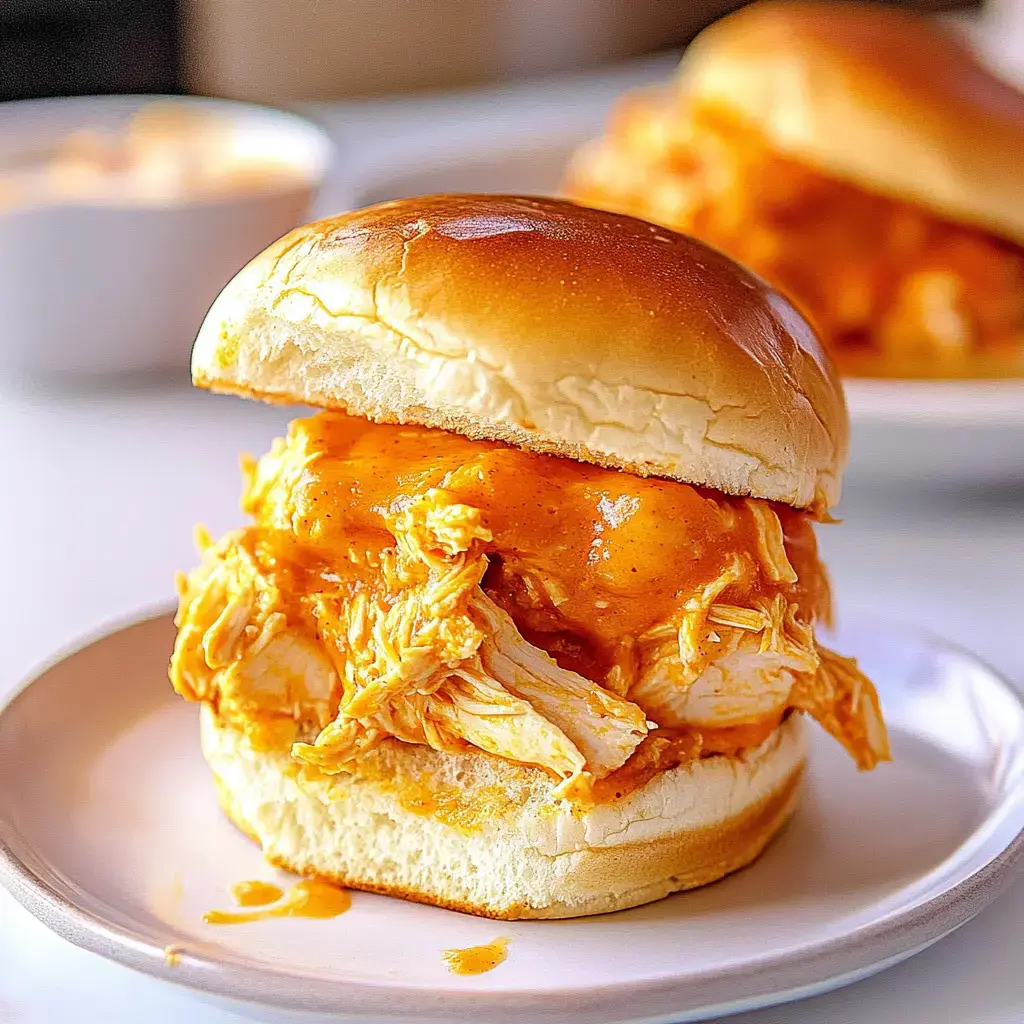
[
  {"left": 201, "top": 704, "right": 805, "bottom": 920},
  {"left": 680, "top": 1, "right": 1024, "bottom": 243},
  {"left": 191, "top": 194, "right": 847, "bottom": 510}
]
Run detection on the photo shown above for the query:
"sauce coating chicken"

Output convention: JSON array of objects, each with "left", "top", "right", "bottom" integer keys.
[
  {"left": 566, "top": 95, "right": 1024, "bottom": 377},
  {"left": 171, "top": 414, "right": 889, "bottom": 801}
]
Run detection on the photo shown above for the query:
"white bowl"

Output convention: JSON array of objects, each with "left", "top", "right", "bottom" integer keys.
[{"left": 0, "top": 95, "right": 333, "bottom": 380}]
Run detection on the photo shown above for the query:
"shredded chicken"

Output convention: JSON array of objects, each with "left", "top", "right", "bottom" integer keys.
[
  {"left": 173, "top": 490, "right": 649, "bottom": 798},
  {"left": 171, "top": 415, "right": 890, "bottom": 803},
  {"left": 627, "top": 568, "right": 889, "bottom": 771},
  {"left": 565, "top": 93, "right": 1024, "bottom": 374},
  {"left": 171, "top": 529, "right": 338, "bottom": 751},
  {"left": 790, "top": 646, "right": 890, "bottom": 770}
]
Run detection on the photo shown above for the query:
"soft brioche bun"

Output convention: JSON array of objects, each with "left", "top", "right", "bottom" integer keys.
[
  {"left": 201, "top": 705, "right": 806, "bottom": 919},
  {"left": 191, "top": 194, "right": 847, "bottom": 510},
  {"left": 678, "top": 1, "right": 1024, "bottom": 244}
]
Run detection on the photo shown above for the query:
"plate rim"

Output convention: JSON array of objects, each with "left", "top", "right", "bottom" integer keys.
[
  {"left": 843, "top": 378, "right": 1024, "bottom": 425},
  {"left": 2, "top": 608, "right": 1024, "bottom": 1024}
]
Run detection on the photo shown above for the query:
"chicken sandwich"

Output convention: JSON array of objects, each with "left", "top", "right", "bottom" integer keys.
[
  {"left": 170, "top": 194, "right": 889, "bottom": 919},
  {"left": 565, "top": 1, "right": 1024, "bottom": 378}
]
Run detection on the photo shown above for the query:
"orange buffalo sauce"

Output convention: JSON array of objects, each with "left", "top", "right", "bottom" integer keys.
[
  {"left": 244, "top": 413, "right": 829, "bottom": 683},
  {"left": 591, "top": 714, "right": 786, "bottom": 802},
  {"left": 203, "top": 878, "right": 350, "bottom": 925},
  {"left": 442, "top": 937, "right": 510, "bottom": 975},
  {"left": 231, "top": 880, "right": 284, "bottom": 907}
]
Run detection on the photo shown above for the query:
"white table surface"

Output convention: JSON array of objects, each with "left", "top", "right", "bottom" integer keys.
[{"left": 3, "top": 51, "right": 1024, "bottom": 1024}]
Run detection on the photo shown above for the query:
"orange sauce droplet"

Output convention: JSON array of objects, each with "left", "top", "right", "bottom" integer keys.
[
  {"left": 231, "top": 880, "right": 284, "bottom": 907},
  {"left": 442, "top": 937, "right": 510, "bottom": 975},
  {"left": 203, "top": 878, "right": 350, "bottom": 925}
]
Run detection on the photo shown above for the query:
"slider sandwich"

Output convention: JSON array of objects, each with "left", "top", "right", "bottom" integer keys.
[
  {"left": 565, "top": 1, "right": 1024, "bottom": 378},
  {"left": 170, "top": 194, "right": 889, "bottom": 920}
]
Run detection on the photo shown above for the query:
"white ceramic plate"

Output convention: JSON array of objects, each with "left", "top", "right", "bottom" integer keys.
[
  {"left": 841, "top": 379, "right": 1024, "bottom": 489},
  {"left": 351, "top": 135, "right": 1024, "bottom": 492},
  {"left": 1, "top": 611, "right": 1023, "bottom": 1024}
]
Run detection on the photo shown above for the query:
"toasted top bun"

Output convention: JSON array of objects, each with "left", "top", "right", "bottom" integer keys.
[
  {"left": 678, "top": 1, "right": 1024, "bottom": 244},
  {"left": 192, "top": 194, "right": 847, "bottom": 509}
]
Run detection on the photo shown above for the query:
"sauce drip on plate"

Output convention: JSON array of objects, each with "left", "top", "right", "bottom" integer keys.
[
  {"left": 203, "top": 878, "right": 350, "bottom": 925},
  {"left": 442, "top": 937, "right": 510, "bottom": 975},
  {"left": 231, "top": 880, "right": 284, "bottom": 907}
]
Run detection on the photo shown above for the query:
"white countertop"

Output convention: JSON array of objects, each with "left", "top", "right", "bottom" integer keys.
[{"left": 3, "top": 53, "right": 1024, "bottom": 1024}]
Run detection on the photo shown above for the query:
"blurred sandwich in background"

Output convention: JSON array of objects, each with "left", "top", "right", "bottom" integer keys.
[{"left": 564, "top": 1, "right": 1024, "bottom": 379}]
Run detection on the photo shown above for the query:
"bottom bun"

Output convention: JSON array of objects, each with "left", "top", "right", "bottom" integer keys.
[{"left": 200, "top": 705, "right": 805, "bottom": 920}]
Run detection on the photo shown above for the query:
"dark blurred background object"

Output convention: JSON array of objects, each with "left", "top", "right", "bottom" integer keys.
[
  {"left": 0, "top": 0, "right": 980, "bottom": 104},
  {"left": 0, "top": 0, "right": 180, "bottom": 101}
]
